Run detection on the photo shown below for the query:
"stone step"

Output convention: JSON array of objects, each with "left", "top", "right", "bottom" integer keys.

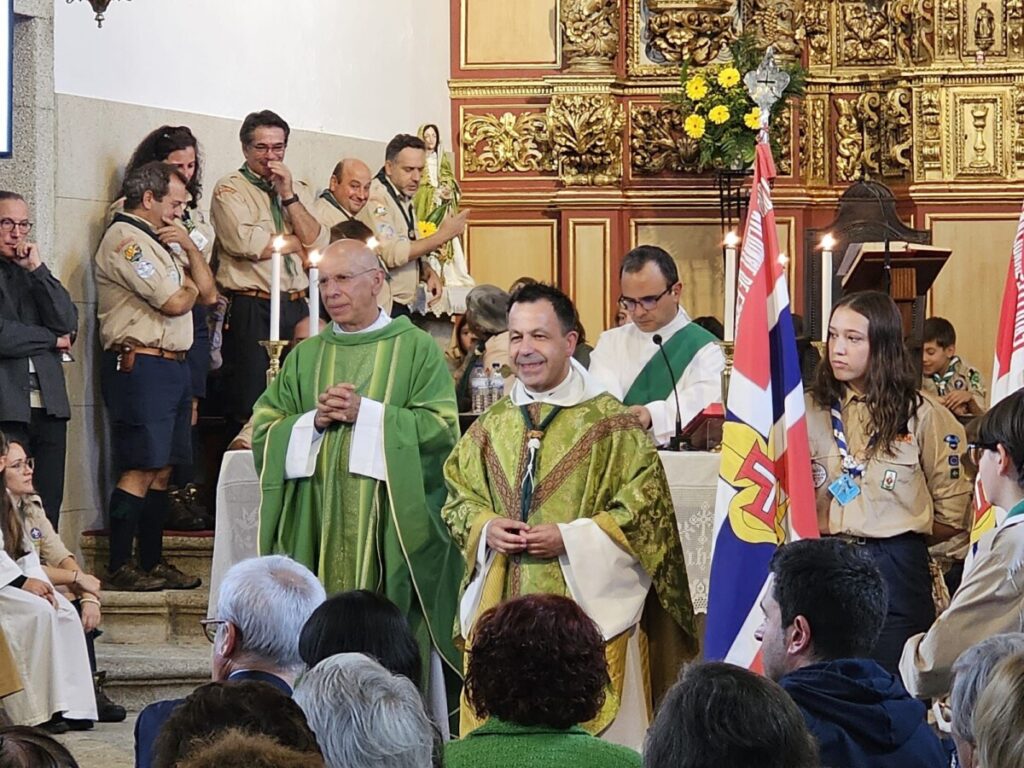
[
  {"left": 97, "top": 587, "right": 210, "bottom": 646},
  {"left": 80, "top": 531, "right": 214, "bottom": 582},
  {"left": 96, "top": 643, "right": 211, "bottom": 713}
]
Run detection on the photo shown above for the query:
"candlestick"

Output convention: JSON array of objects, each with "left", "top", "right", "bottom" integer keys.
[
  {"left": 723, "top": 231, "right": 740, "bottom": 342},
  {"left": 258, "top": 340, "right": 288, "bottom": 386},
  {"left": 270, "top": 235, "right": 285, "bottom": 342},
  {"left": 819, "top": 233, "right": 835, "bottom": 343},
  {"left": 308, "top": 249, "right": 321, "bottom": 333}
]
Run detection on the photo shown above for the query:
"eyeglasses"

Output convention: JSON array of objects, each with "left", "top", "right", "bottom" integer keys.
[
  {"left": 0, "top": 219, "right": 32, "bottom": 234},
  {"left": 966, "top": 441, "right": 999, "bottom": 467},
  {"left": 617, "top": 286, "right": 673, "bottom": 312},
  {"left": 199, "top": 618, "right": 228, "bottom": 643},
  {"left": 6, "top": 458, "right": 34, "bottom": 472},
  {"left": 247, "top": 143, "right": 287, "bottom": 155},
  {"left": 317, "top": 268, "right": 380, "bottom": 289}
]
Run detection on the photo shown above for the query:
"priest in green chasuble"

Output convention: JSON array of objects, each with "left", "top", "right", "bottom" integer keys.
[
  {"left": 442, "top": 283, "right": 697, "bottom": 750},
  {"left": 252, "top": 238, "right": 463, "bottom": 728}
]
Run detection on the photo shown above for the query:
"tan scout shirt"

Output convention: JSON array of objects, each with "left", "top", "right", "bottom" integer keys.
[
  {"left": 921, "top": 356, "right": 987, "bottom": 414},
  {"left": 900, "top": 514, "right": 1024, "bottom": 698},
  {"left": 358, "top": 176, "right": 420, "bottom": 307},
  {"left": 20, "top": 493, "right": 73, "bottom": 566},
  {"left": 805, "top": 390, "right": 972, "bottom": 539},
  {"left": 313, "top": 192, "right": 354, "bottom": 231},
  {"left": 211, "top": 170, "right": 327, "bottom": 294},
  {"left": 108, "top": 198, "right": 215, "bottom": 266},
  {"left": 95, "top": 213, "right": 193, "bottom": 352}
]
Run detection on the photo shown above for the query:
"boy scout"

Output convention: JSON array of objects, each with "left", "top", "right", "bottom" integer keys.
[
  {"left": 358, "top": 133, "right": 468, "bottom": 316},
  {"left": 94, "top": 162, "right": 216, "bottom": 591},
  {"left": 210, "top": 109, "right": 328, "bottom": 424},
  {"left": 921, "top": 316, "right": 987, "bottom": 421}
]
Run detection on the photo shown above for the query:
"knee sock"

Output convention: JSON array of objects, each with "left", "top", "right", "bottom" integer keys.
[
  {"left": 138, "top": 489, "right": 169, "bottom": 571},
  {"left": 107, "top": 488, "right": 144, "bottom": 572}
]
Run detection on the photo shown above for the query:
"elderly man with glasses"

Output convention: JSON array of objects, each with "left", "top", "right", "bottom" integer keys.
[
  {"left": 133, "top": 555, "right": 325, "bottom": 768},
  {"left": 0, "top": 190, "right": 77, "bottom": 531},
  {"left": 210, "top": 109, "right": 328, "bottom": 426},
  {"left": 588, "top": 245, "right": 724, "bottom": 447}
]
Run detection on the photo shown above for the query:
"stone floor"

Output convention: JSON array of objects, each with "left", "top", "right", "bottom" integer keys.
[{"left": 56, "top": 714, "right": 137, "bottom": 768}]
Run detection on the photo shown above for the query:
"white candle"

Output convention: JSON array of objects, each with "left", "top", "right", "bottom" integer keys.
[
  {"left": 270, "top": 235, "right": 285, "bottom": 342},
  {"left": 820, "top": 233, "right": 836, "bottom": 343},
  {"left": 724, "top": 230, "right": 740, "bottom": 342},
  {"left": 308, "top": 249, "right": 321, "bottom": 333}
]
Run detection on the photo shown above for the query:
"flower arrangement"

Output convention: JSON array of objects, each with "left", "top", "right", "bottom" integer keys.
[{"left": 666, "top": 35, "right": 805, "bottom": 172}]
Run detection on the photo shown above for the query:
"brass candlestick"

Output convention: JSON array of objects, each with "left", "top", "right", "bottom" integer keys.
[
  {"left": 259, "top": 340, "right": 289, "bottom": 386},
  {"left": 719, "top": 339, "right": 736, "bottom": 405}
]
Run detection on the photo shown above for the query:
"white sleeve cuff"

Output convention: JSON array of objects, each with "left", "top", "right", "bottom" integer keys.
[
  {"left": 558, "top": 519, "right": 651, "bottom": 640},
  {"left": 459, "top": 520, "right": 496, "bottom": 637},
  {"left": 349, "top": 397, "right": 386, "bottom": 481},
  {"left": 646, "top": 400, "right": 674, "bottom": 447},
  {"left": 284, "top": 411, "right": 325, "bottom": 479}
]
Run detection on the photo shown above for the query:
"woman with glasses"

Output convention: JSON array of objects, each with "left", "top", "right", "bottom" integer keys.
[
  {"left": 806, "top": 290, "right": 972, "bottom": 677},
  {"left": 0, "top": 432, "right": 97, "bottom": 732},
  {"left": 900, "top": 388, "right": 1024, "bottom": 701}
]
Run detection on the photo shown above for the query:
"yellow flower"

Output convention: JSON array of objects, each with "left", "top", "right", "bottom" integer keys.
[
  {"left": 417, "top": 221, "right": 438, "bottom": 238},
  {"left": 708, "top": 105, "right": 731, "bottom": 125},
  {"left": 718, "top": 67, "right": 741, "bottom": 88},
  {"left": 684, "top": 114, "right": 706, "bottom": 139},
  {"left": 744, "top": 107, "right": 762, "bottom": 130},
  {"left": 685, "top": 76, "right": 708, "bottom": 101}
]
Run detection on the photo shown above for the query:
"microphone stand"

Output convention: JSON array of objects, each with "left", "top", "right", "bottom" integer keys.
[{"left": 652, "top": 334, "right": 684, "bottom": 451}]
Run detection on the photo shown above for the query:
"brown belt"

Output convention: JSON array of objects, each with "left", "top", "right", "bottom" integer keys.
[
  {"left": 232, "top": 288, "right": 308, "bottom": 302},
  {"left": 128, "top": 345, "right": 187, "bottom": 362}
]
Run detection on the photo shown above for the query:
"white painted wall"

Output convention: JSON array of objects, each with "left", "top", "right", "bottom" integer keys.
[{"left": 53, "top": 0, "right": 452, "bottom": 144}]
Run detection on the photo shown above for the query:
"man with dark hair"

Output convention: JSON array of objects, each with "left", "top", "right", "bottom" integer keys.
[
  {"left": 0, "top": 191, "right": 77, "bottom": 530},
  {"left": 314, "top": 158, "right": 372, "bottom": 228},
  {"left": 920, "top": 315, "right": 986, "bottom": 421},
  {"left": 757, "top": 538, "right": 946, "bottom": 768},
  {"left": 589, "top": 245, "right": 724, "bottom": 446},
  {"left": 358, "top": 133, "right": 468, "bottom": 317},
  {"left": 443, "top": 282, "right": 696, "bottom": 748},
  {"left": 211, "top": 109, "right": 329, "bottom": 425},
  {"left": 94, "top": 161, "right": 217, "bottom": 591}
]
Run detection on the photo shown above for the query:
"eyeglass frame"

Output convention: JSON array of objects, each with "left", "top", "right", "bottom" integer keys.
[
  {"left": 5, "top": 457, "right": 34, "bottom": 472},
  {"left": 965, "top": 441, "right": 1000, "bottom": 468},
  {"left": 246, "top": 142, "right": 287, "bottom": 155},
  {"left": 199, "top": 618, "right": 229, "bottom": 643},
  {"left": 617, "top": 285, "right": 674, "bottom": 313},
  {"left": 0, "top": 218, "right": 33, "bottom": 234}
]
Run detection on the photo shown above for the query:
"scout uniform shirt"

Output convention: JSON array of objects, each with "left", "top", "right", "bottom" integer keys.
[
  {"left": 108, "top": 198, "right": 215, "bottom": 266},
  {"left": 804, "top": 390, "right": 972, "bottom": 539},
  {"left": 211, "top": 170, "right": 328, "bottom": 294},
  {"left": 358, "top": 174, "right": 420, "bottom": 307},
  {"left": 921, "top": 356, "right": 987, "bottom": 413},
  {"left": 94, "top": 212, "right": 193, "bottom": 353}
]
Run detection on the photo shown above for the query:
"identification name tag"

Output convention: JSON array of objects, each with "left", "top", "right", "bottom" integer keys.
[
  {"left": 189, "top": 228, "right": 210, "bottom": 252},
  {"left": 829, "top": 473, "right": 861, "bottom": 506}
]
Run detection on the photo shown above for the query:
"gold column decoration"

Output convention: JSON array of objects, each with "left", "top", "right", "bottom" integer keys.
[
  {"left": 546, "top": 94, "right": 626, "bottom": 186},
  {"left": 1012, "top": 84, "right": 1024, "bottom": 168},
  {"left": 937, "top": 0, "right": 961, "bottom": 57},
  {"left": 462, "top": 112, "right": 555, "bottom": 173},
  {"left": 917, "top": 86, "right": 943, "bottom": 174},
  {"left": 883, "top": 86, "right": 914, "bottom": 175},
  {"left": 798, "top": 0, "right": 832, "bottom": 66},
  {"left": 836, "top": 99, "right": 865, "bottom": 182},
  {"left": 1010, "top": 0, "right": 1024, "bottom": 55},
  {"left": 799, "top": 95, "right": 829, "bottom": 184},
  {"left": 646, "top": 2, "right": 736, "bottom": 65},
  {"left": 775, "top": 103, "right": 794, "bottom": 175},
  {"left": 629, "top": 104, "right": 699, "bottom": 173},
  {"left": 562, "top": 0, "right": 621, "bottom": 71}
]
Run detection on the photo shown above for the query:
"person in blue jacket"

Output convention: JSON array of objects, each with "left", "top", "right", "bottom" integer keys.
[{"left": 755, "top": 538, "right": 948, "bottom": 768}]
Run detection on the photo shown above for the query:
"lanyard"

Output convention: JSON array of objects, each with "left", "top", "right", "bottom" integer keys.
[
  {"left": 518, "top": 404, "right": 563, "bottom": 522},
  {"left": 376, "top": 169, "right": 416, "bottom": 240},
  {"left": 830, "top": 399, "right": 876, "bottom": 478}
]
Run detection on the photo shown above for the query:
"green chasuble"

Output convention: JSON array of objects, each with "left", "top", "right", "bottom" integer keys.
[
  {"left": 442, "top": 392, "right": 696, "bottom": 733},
  {"left": 252, "top": 316, "right": 464, "bottom": 690}
]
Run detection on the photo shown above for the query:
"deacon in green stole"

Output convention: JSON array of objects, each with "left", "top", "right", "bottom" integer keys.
[
  {"left": 442, "top": 284, "right": 697, "bottom": 751},
  {"left": 252, "top": 239, "right": 464, "bottom": 726}
]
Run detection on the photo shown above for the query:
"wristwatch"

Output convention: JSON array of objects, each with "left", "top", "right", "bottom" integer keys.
[{"left": 280, "top": 194, "right": 300, "bottom": 207}]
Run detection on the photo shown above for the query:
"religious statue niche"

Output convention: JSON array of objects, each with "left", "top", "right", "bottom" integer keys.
[{"left": 963, "top": 0, "right": 1005, "bottom": 57}]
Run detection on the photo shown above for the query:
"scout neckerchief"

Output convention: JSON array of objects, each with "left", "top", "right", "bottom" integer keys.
[
  {"left": 318, "top": 190, "right": 353, "bottom": 220},
  {"left": 931, "top": 356, "right": 961, "bottom": 396},
  {"left": 828, "top": 397, "right": 877, "bottom": 505},
  {"left": 375, "top": 168, "right": 416, "bottom": 241},
  {"left": 111, "top": 213, "right": 183, "bottom": 283},
  {"left": 239, "top": 165, "right": 297, "bottom": 277},
  {"left": 1006, "top": 499, "right": 1024, "bottom": 522},
  {"left": 518, "top": 403, "right": 563, "bottom": 523}
]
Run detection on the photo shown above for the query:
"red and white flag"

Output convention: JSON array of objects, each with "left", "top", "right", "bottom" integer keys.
[{"left": 991, "top": 201, "right": 1024, "bottom": 405}]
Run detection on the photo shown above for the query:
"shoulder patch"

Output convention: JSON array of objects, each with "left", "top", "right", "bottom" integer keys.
[
  {"left": 134, "top": 259, "right": 156, "bottom": 279},
  {"left": 214, "top": 184, "right": 238, "bottom": 198},
  {"left": 373, "top": 204, "right": 388, "bottom": 217},
  {"left": 122, "top": 242, "right": 142, "bottom": 262}
]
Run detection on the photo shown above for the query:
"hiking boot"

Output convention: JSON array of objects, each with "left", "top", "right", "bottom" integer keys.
[
  {"left": 105, "top": 563, "right": 166, "bottom": 592},
  {"left": 62, "top": 716, "right": 94, "bottom": 731},
  {"left": 147, "top": 560, "right": 201, "bottom": 590},
  {"left": 164, "top": 487, "right": 210, "bottom": 531},
  {"left": 94, "top": 671, "right": 127, "bottom": 723}
]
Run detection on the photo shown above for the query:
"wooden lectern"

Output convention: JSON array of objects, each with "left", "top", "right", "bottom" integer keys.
[{"left": 838, "top": 241, "right": 952, "bottom": 338}]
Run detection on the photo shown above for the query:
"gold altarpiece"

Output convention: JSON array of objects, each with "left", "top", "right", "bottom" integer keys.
[{"left": 451, "top": 0, "right": 1021, "bottom": 366}]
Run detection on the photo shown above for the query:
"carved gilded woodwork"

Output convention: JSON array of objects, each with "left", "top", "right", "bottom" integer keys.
[
  {"left": 1012, "top": 85, "right": 1024, "bottom": 168},
  {"left": 917, "top": 87, "right": 944, "bottom": 175},
  {"left": 743, "top": 0, "right": 802, "bottom": 58},
  {"left": 546, "top": 94, "right": 626, "bottom": 185},
  {"left": 952, "top": 92, "right": 1004, "bottom": 177},
  {"left": 645, "top": 4, "right": 736, "bottom": 65},
  {"left": 797, "top": 0, "right": 832, "bottom": 66},
  {"left": 629, "top": 104, "right": 700, "bottom": 173},
  {"left": 775, "top": 104, "right": 794, "bottom": 175},
  {"left": 561, "top": 0, "right": 621, "bottom": 70},
  {"left": 462, "top": 111, "right": 555, "bottom": 173},
  {"left": 840, "top": 3, "right": 896, "bottom": 64},
  {"left": 836, "top": 99, "right": 864, "bottom": 182},
  {"left": 799, "top": 95, "right": 829, "bottom": 184}
]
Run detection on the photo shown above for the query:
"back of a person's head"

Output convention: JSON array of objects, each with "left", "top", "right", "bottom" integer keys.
[
  {"left": 294, "top": 653, "right": 434, "bottom": 768},
  {"left": 951, "top": 634, "right": 1024, "bottom": 755},
  {"left": 466, "top": 593, "right": 608, "bottom": 729},
  {"left": 644, "top": 662, "right": 819, "bottom": 768},
  {"left": 769, "top": 538, "right": 888, "bottom": 661},
  {"left": 216, "top": 555, "right": 326, "bottom": 671},
  {"left": 152, "top": 680, "right": 320, "bottom": 768},
  {"left": 0, "top": 726, "right": 79, "bottom": 768},
  {"left": 974, "top": 652, "right": 1024, "bottom": 768},
  {"left": 177, "top": 729, "right": 325, "bottom": 768},
  {"left": 299, "top": 590, "right": 422, "bottom": 686}
]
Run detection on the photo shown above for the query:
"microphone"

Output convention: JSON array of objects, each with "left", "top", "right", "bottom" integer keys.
[{"left": 652, "top": 334, "right": 685, "bottom": 451}]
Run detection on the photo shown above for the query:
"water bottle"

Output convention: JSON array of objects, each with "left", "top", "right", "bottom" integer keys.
[
  {"left": 470, "top": 363, "right": 488, "bottom": 413},
  {"left": 488, "top": 363, "right": 505, "bottom": 408}
]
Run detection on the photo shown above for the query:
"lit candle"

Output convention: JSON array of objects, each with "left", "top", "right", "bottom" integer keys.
[
  {"left": 819, "top": 233, "right": 836, "bottom": 343},
  {"left": 724, "top": 230, "right": 740, "bottom": 342},
  {"left": 270, "top": 235, "right": 285, "bottom": 342},
  {"left": 308, "top": 249, "right": 321, "bottom": 333}
]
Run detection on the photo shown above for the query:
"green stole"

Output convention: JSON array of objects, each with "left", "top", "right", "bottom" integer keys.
[{"left": 622, "top": 323, "right": 718, "bottom": 406}]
